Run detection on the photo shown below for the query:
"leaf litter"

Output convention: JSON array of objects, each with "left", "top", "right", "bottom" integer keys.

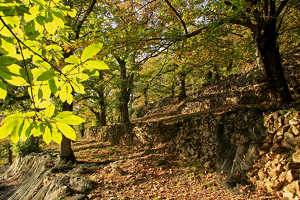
[{"left": 68, "top": 140, "right": 286, "bottom": 200}]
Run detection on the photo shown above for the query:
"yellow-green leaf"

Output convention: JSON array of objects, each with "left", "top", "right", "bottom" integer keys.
[
  {"left": 68, "top": 9, "right": 76, "bottom": 17},
  {"left": 4, "top": 64, "right": 28, "bottom": 86},
  {"left": 20, "top": 66, "right": 34, "bottom": 84},
  {"left": 32, "top": 0, "right": 46, "bottom": 6},
  {"left": 25, "top": 111, "right": 36, "bottom": 117},
  {"left": 45, "top": 104, "right": 55, "bottom": 118},
  {"left": 6, "top": 76, "right": 29, "bottom": 86},
  {"left": 20, "top": 119, "right": 31, "bottom": 140},
  {"left": 66, "top": 93, "right": 73, "bottom": 104},
  {"left": 1, "top": 114, "right": 24, "bottom": 124},
  {"left": 45, "top": 44, "right": 62, "bottom": 51},
  {"left": 35, "top": 123, "right": 45, "bottom": 137},
  {"left": 11, "top": 119, "right": 23, "bottom": 143},
  {"left": 59, "top": 83, "right": 67, "bottom": 102},
  {"left": 85, "top": 60, "right": 109, "bottom": 70},
  {"left": 62, "top": 64, "right": 76, "bottom": 74},
  {"left": 0, "top": 121, "right": 14, "bottom": 139},
  {"left": 37, "top": 101, "right": 51, "bottom": 109},
  {"left": 57, "top": 115, "right": 85, "bottom": 125},
  {"left": 3, "top": 16, "right": 20, "bottom": 27},
  {"left": 48, "top": 78, "right": 58, "bottom": 96},
  {"left": 1, "top": 38, "right": 16, "bottom": 57},
  {"left": 81, "top": 43, "right": 103, "bottom": 62},
  {"left": 24, "top": 6, "right": 40, "bottom": 22},
  {"left": 55, "top": 111, "right": 73, "bottom": 119},
  {"left": 56, "top": 122, "right": 76, "bottom": 141},
  {"left": 71, "top": 82, "right": 85, "bottom": 94},
  {"left": 36, "top": 70, "right": 56, "bottom": 81},
  {"left": 32, "top": 68, "right": 47, "bottom": 80},
  {"left": 26, "top": 121, "right": 38, "bottom": 137},
  {"left": 6, "top": 64, "right": 22, "bottom": 76},
  {"left": 34, "top": 60, "right": 51, "bottom": 70},
  {"left": 52, "top": 14, "right": 64, "bottom": 29},
  {"left": 45, "top": 22, "right": 56, "bottom": 35},
  {"left": 51, "top": 125, "right": 62, "bottom": 144},
  {"left": 43, "top": 125, "right": 52, "bottom": 144},
  {"left": 65, "top": 55, "right": 80, "bottom": 64},
  {"left": 41, "top": 84, "right": 51, "bottom": 100}
]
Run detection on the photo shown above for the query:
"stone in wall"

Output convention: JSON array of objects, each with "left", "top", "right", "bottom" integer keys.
[
  {"left": 246, "top": 109, "right": 300, "bottom": 199},
  {"left": 85, "top": 122, "right": 179, "bottom": 148},
  {"left": 86, "top": 106, "right": 300, "bottom": 198},
  {"left": 168, "top": 107, "right": 267, "bottom": 187}
]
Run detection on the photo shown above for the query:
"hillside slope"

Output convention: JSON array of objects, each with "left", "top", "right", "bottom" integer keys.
[{"left": 132, "top": 48, "right": 300, "bottom": 123}]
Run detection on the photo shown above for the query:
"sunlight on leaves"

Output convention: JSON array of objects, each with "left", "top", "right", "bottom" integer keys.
[
  {"left": 56, "top": 122, "right": 76, "bottom": 141},
  {"left": 81, "top": 43, "right": 103, "bottom": 62}
]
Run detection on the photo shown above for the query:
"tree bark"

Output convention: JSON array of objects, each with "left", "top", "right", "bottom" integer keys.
[
  {"left": 171, "top": 82, "right": 176, "bottom": 97},
  {"left": 79, "top": 122, "right": 85, "bottom": 138},
  {"left": 212, "top": 65, "right": 220, "bottom": 84},
  {"left": 7, "top": 144, "right": 12, "bottom": 164},
  {"left": 227, "top": 61, "right": 233, "bottom": 75},
  {"left": 256, "top": 23, "right": 293, "bottom": 103},
  {"left": 179, "top": 72, "right": 187, "bottom": 100},
  {"left": 60, "top": 101, "right": 76, "bottom": 164},
  {"left": 98, "top": 71, "right": 107, "bottom": 126},
  {"left": 143, "top": 87, "right": 149, "bottom": 106},
  {"left": 116, "top": 57, "right": 132, "bottom": 124}
]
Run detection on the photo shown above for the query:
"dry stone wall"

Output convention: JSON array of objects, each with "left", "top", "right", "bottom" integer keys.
[
  {"left": 168, "top": 108, "right": 267, "bottom": 187},
  {"left": 87, "top": 106, "right": 300, "bottom": 198},
  {"left": 86, "top": 121, "right": 178, "bottom": 147},
  {"left": 87, "top": 107, "right": 267, "bottom": 186},
  {"left": 247, "top": 109, "right": 300, "bottom": 199}
]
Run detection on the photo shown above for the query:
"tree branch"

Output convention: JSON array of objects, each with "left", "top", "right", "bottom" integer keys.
[
  {"left": 269, "top": 0, "right": 275, "bottom": 16},
  {"left": 229, "top": 18, "right": 257, "bottom": 33},
  {"left": 263, "top": 0, "right": 269, "bottom": 18},
  {"left": 184, "top": 26, "right": 208, "bottom": 39},
  {"left": 74, "top": 0, "right": 97, "bottom": 40},
  {"left": 164, "top": 0, "right": 188, "bottom": 35},
  {"left": 275, "top": 0, "right": 290, "bottom": 17}
]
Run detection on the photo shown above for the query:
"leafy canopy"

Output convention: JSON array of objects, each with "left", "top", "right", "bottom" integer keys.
[{"left": 0, "top": 0, "right": 108, "bottom": 144}]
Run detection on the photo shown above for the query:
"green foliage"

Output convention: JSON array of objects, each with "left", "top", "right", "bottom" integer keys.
[
  {"left": 13, "top": 136, "right": 42, "bottom": 157},
  {"left": 0, "top": 139, "right": 12, "bottom": 164},
  {"left": 0, "top": 0, "right": 108, "bottom": 145}
]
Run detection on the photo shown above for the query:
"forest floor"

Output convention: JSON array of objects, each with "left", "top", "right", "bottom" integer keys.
[{"left": 41, "top": 139, "right": 286, "bottom": 200}]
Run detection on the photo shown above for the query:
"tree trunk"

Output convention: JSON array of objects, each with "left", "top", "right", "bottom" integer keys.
[
  {"left": 98, "top": 71, "right": 107, "bottom": 126},
  {"left": 117, "top": 58, "right": 131, "bottom": 124},
  {"left": 7, "top": 144, "right": 12, "bottom": 164},
  {"left": 120, "top": 101, "right": 130, "bottom": 123},
  {"left": 256, "top": 26, "right": 293, "bottom": 104},
  {"left": 79, "top": 122, "right": 85, "bottom": 138},
  {"left": 179, "top": 72, "right": 187, "bottom": 100},
  {"left": 171, "top": 82, "right": 176, "bottom": 97},
  {"left": 99, "top": 107, "right": 106, "bottom": 125},
  {"left": 60, "top": 101, "right": 76, "bottom": 163},
  {"left": 143, "top": 87, "right": 149, "bottom": 106},
  {"left": 227, "top": 61, "right": 233, "bottom": 75},
  {"left": 212, "top": 65, "right": 220, "bottom": 84}
]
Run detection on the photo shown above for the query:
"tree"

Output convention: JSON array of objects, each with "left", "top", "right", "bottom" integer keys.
[
  {"left": 81, "top": 69, "right": 112, "bottom": 126},
  {"left": 224, "top": 0, "right": 294, "bottom": 103},
  {"left": 0, "top": 0, "right": 108, "bottom": 162},
  {"left": 164, "top": 0, "right": 300, "bottom": 103}
]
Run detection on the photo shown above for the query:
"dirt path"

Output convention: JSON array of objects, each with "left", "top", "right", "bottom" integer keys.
[
  {"left": 0, "top": 139, "right": 287, "bottom": 199},
  {"left": 68, "top": 140, "right": 285, "bottom": 200}
]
